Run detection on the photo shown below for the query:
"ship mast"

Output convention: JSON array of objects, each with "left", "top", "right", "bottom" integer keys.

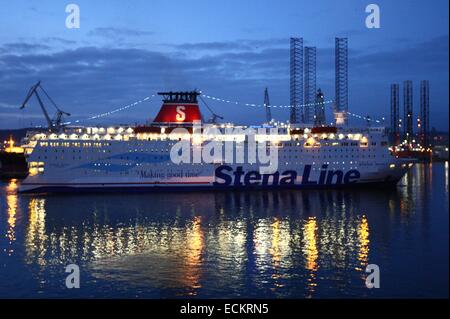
[{"left": 264, "top": 87, "right": 271, "bottom": 123}]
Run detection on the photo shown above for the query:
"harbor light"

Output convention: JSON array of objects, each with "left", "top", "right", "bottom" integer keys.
[{"left": 4, "top": 137, "right": 24, "bottom": 154}]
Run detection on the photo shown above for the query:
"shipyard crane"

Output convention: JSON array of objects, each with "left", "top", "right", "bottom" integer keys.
[
  {"left": 20, "top": 81, "right": 71, "bottom": 132},
  {"left": 264, "top": 87, "right": 271, "bottom": 123}
]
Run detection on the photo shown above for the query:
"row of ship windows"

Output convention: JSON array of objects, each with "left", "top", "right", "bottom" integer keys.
[
  {"left": 44, "top": 160, "right": 374, "bottom": 168},
  {"left": 36, "top": 153, "right": 384, "bottom": 161},
  {"left": 39, "top": 149, "right": 110, "bottom": 153},
  {"left": 284, "top": 141, "right": 386, "bottom": 147},
  {"left": 283, "top": 154, "right": 384, "bottom": 159},
  {"left": 89, "top": 160, "right": 365, "bottom": 165},
  {"left": 35, "top": 153, "right": 383, "bottom": 161},
  {"left": 81, "top": 163, "right": 366, "bottom": 175},
  {"left": 35, "top": 155, "right": 168, "bottom": 161},
  {"left": 37, "top": 147, "right": 382, "bottom": 155},
  {"left": 33, "top": 158, "right": 376, "bottom": 169},
  {"left": 282, "top": 148, "right": 379, "bottom": 152},
  {"left": 41, "top": 142, "right": 111, "bottom": 147},
  {"left": 37, "top": 148, "right": 179, "bottom": 154},
  {"left": 39, "top": 141, "right": 388, "bottom": 148}
]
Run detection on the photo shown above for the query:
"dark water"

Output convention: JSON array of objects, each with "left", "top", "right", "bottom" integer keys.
[{"left": 0, "top": 162, "right": 448, "bottom": 298}]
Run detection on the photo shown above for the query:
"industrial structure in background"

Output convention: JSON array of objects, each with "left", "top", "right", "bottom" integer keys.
[
  {"left": 264, "top": 87, "right": 271, "bottom": 123},
  {"left": 314, "top": 88, "right": 326, "bottom": 126},
  {"left": 289, "top": 37, "right": 303, "bottom": 124},
  {"left": 390, "top": 80, "right": 433, "bottom": 160},
  {"left": 304, "top": 46, "right": 317, "bottom": 123},
  {"left": 335, "top": 38, "right": 349, "bottom": 125},
  {"left": 390, "top": 83, "right": 400, "bottom": 145},
  {"left": 289, "top": 37, "right": 347, "bottom": 126},
  {"left": 20, "top": 81, "right": 71, "bottom": 132},
  {"left": 403, "top": 80, "right": 414, "bottom": 143},
  {"left": 419, "top": 80, "right": 430, "bottom": 147}
]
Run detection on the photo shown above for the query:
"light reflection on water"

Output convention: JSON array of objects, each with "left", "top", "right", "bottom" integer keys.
[
  {"left": 0, "top": 162, "right": 448, "bottom": 298},
  {"left": 5, "top": 179, "right": 18, "bottom": 255}
]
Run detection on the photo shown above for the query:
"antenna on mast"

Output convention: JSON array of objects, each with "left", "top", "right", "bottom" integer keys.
[{"left": 264, "top": 87, "right": 271, "bottom": 123}]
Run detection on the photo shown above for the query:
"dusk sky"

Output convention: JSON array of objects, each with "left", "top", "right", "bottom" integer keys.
[{"left": 0, "top": 0, "right": 448, "bottom": 130}]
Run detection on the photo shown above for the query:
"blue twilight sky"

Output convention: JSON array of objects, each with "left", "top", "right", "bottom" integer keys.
[{"left": 0, "top": 0, "right": 448, "bottom": 130}]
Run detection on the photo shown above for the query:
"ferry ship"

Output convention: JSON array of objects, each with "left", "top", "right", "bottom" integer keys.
[{"left": 19, "top": 91, "right": 412, "bottom": 193}]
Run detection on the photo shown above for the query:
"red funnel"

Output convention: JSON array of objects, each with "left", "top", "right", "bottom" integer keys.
[{"left": 153, "top": 91, "right": 202, "bottom": 124}]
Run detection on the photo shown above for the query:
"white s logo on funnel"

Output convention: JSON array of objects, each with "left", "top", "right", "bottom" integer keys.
[{"left": 176, "top": 106, "right": 186, "bottom": 121}]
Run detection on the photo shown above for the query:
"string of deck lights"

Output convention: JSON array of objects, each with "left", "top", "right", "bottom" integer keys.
[
  {"left": 62, "top": 94, "right": 156, "bottom": 125},
  {"left": 201, "top": 93, "right": 334, "bottom": 109},
  {"left": 346, "top": 111, "right": 383, "bottom": 124},
  {"left": 201, "top": 93, "right": 385, "bottom": 123},
  {"left": 52, "top": 91, "right": 384, "bottom": 127}
]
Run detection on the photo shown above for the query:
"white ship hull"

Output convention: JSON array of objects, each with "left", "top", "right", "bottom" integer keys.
[{"left": 19, "top": 139, "right": 411, "bottom": 193}]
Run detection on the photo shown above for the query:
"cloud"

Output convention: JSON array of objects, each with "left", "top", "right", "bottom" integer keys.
[
  {"left": 0, "top": 42, "right": 291, "bottom": 128},
  {"left": 88, "top": 27, "right": 154, "bottom": 38},
  {"left": 351, "top": 35, "right": 449, "bottom": 78},
  {"left": 0, "top": 102, "right": 19, "bottom": 109},
  {"left": 42, "top": 37, "right": 77, "bottom": 45},
  {"left": 0, "top": 42, "right": 51, "bottom": 54},
  {"left": 0, "top": 36, "right": 448, "bottom": 130},
  {"left": 177, "top": 41, "right": 253, "bottom": 51},
  {"left": 171, "top": 38, "right": 287, "bottom": 52}
]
